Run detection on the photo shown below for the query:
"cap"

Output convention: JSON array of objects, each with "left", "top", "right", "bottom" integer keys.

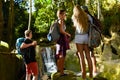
[{"left": 81, "top": 6, "right": 88, "bottom": 12}]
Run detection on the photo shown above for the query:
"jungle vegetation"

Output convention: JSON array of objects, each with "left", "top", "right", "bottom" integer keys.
[{"left": 0, "top": 0, "right": 120, "bottom": 51}]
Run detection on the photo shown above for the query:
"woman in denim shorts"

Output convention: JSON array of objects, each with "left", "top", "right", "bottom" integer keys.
[{"left": 72, "top": 5, "right": 93, "bottom": 80}]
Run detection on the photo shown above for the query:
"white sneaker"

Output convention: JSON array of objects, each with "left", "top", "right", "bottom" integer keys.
[
  {"left": 93, "top": 72, "right": 99, "bottom": 77},
  {"left": 76, "top": 72, "right": 82, "bottom": 76}
]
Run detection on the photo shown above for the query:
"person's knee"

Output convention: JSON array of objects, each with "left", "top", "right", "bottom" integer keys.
[
  {"left": 26, "top": 74, "right": 31, "bottom": 80},
  {"left": 33, "top": 75, "right": 38, "bottom": 80}
]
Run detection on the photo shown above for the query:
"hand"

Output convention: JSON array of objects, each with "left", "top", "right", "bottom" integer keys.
[
  {"left": 31, "top": 41, "right": 37, "bottom": 46},
  {"left": 67, "top": 33, "right": 71, "bottom": 37}
]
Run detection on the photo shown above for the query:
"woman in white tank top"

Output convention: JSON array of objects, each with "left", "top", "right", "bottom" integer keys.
[
  {"left": 55, "top": 9, "right": 71, "bottom": 76},
  {"left": 72, "top": 5, "right": 93, "bottom": 80}
]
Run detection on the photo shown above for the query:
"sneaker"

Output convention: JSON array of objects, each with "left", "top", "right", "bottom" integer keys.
[
  {"left": 76, "top": 72, "right": 82, "bottom": 76},
  {"left": 93, "top": 72, "right": 99, "bottom": 77}
]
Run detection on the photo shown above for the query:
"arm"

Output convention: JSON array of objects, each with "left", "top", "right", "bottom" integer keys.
[
  {"left": 20, "top": 41, "right": 37, "bottom": 49},
  {"left": 20, "top": 43, "right": 32, "bottom": 49},
  {"left": 59, "top": 20, "right": 71, "bottom": 37}
]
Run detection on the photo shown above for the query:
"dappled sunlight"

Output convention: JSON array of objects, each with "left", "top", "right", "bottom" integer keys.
[
  {"left": 1, "top": 0, "right": 120, "bottom": 80},
  {"left": 103, "top": 0, "right": 117, "bottom": 10}
]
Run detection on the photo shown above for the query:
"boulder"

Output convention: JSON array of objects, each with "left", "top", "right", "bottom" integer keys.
[
  {"left": 100, "top": 60, "right": 120, "bottom": 80},
  {"left": 0, "top": 41, "right": 9, "bottom": 52}
]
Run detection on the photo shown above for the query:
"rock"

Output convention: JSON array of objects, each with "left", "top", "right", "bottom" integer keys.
[
  {"left": 51, "top": 70, "right": 77, "bottom": 80},
  {"left": 95, "top": 32, "right": 120, "bottom": 61},
  {"left": 0, "top": 41, "right": 9, "bottom": 52},
  {"left": 100, "top": 60, "right": 120, "bottom": 80}
]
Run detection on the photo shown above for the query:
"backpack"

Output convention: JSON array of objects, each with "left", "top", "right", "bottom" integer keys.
[
  {"left": 16, "top": 37, "right": 25, "bottom": 55},
  {"left": 47, "top": 20, "right": 60, "bottom": 42},
  {"left": 88, "top": 21, "right": 102, "bottom": 48},
  {"left": 92, "top": 16, "right": 102, "bottom": 31}
]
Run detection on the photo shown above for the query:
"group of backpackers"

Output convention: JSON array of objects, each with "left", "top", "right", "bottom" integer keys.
[{"left": 16, "top": 5, "right": 102, "bottom": 80}]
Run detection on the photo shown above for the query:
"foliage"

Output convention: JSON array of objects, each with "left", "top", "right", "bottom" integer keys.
[
  {"left": 34, "top": 0, "right": 75, "bottom": 42},
  {"left": 101, "top": 0, "right": 120, "bottom": 36},
  {"left": 86, "top": 0, "right": 120, "bottom": 36},
  {"left": 14, "top": 0, "right": 41, "bottom": 43},
  {"left": 14, "top": 2, "right": 28, "bottom": 38},
  {"left": 1, "top": 0, "right": 120, "bottom": 48},
  {"left": 34, "top": 3, "right": 56, "bottom": 34}
]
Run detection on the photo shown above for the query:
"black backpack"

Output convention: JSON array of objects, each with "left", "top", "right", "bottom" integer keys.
[
  {"left": 92, "top": 16, "right": 102, "bottom": 32},
  {"left": 47, "top": 20, "right": 60, "bottom": 42},
  {"left": 88, "top": 16, "right": 102, "bottom": 48}
]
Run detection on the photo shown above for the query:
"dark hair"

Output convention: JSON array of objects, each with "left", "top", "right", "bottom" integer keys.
[
  {"left": 24, "top": 30, "right": 32, "bottom": 37},
  {"left": 57, "top": 9, "right": 66, "bottom": 17},
  {"left": 81, "top": 6, "right": 89, "bottom": 13},
  {"left": 81, "top": 6, "right": 91, "bottom": 15}
]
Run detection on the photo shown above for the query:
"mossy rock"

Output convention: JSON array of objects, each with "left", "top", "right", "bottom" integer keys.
[
  {"left": 0, "top": 41, "right": 9, "bottom": 52},
  {"left": 51, "top": 70, "right": 77, "bottom": 80},
  {"left": 100, "top": 60, "right": 120, "bottom": 80},
  {"left": 0, "top": 54, "right": 25, "bottom": 80}
]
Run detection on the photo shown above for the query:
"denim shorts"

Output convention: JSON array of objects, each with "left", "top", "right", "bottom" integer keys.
[{"left": 74, "top": 34, "right": 88, "bottom": 44}]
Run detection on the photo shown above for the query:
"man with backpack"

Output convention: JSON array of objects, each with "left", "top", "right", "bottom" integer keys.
[
  {"left": 16, "top": 37, "right": 26, "bottom": 80},
  {"left": 81, "top": 6, "right": 102, "bottom": 77},
  {"left": 20, "top": 30, "right": 38, "bottom": 80}
]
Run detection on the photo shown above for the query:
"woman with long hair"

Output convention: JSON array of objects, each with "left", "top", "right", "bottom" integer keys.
[
  {"left": 56, "top": 9, "right": 71, "bottom": 76},
  {"left": 72, "top": 5, "right": 93, "bottom": 79}
]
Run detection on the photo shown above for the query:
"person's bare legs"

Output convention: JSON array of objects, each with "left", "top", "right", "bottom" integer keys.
[
  {"left": 32, "top": 75, "right": 38, "bottom": 80},
  {"left": 56, "top": 44, "right": 65, "bottom": 75},
  {"left": 84, "top": 45, "right": 93, "bottom": 78},
  {"left": 26, "top": 74, "right": 31, "bottom": 80},
  {"left": 57, "top": 56, "right": 65, "bottom": 75},
  {"left": 76, "top": 44, "right": 86, "bottom": 79},
  {"left": 91, "top": 50, "right": 98, "bottom": 77}
]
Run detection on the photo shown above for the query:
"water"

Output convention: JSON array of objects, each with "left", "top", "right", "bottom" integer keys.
[{"left": 41, "top": 47, "right": 57, "bottom": 74}]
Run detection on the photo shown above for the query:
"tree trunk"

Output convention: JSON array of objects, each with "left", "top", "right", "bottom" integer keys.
[
  {"left": 7, "top": 0, "right": 14, "bottom": 50},
  {"left": 97, "top": 0, "right": 100, "bottom": 19},
  {"left": 0, "top": 0, "right": 4, "bottom": 41},
  {"left": 28, "top": 0, "right": 32, "bottom": 30}
]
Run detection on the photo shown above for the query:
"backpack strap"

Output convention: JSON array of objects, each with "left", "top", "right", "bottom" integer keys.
[{"left": 90, "top": 23, "right": 101, "bottom": 33}]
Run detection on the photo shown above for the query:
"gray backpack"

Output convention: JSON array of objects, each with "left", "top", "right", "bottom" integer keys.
[{"left": 47, "top": 20, "right": 60, "bottom": 42}]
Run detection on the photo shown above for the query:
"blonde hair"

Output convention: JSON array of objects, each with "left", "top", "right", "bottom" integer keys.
[
  {"left": 72, "top": 5, "right": 89, "bottom": 32},
  {"left": 24, "top": 30, "right": 32, "bottom": 37}
]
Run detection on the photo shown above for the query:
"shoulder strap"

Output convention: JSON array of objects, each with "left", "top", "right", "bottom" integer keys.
[{"left": 90, "top": 23, "right": 101, "bottom": 33}]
